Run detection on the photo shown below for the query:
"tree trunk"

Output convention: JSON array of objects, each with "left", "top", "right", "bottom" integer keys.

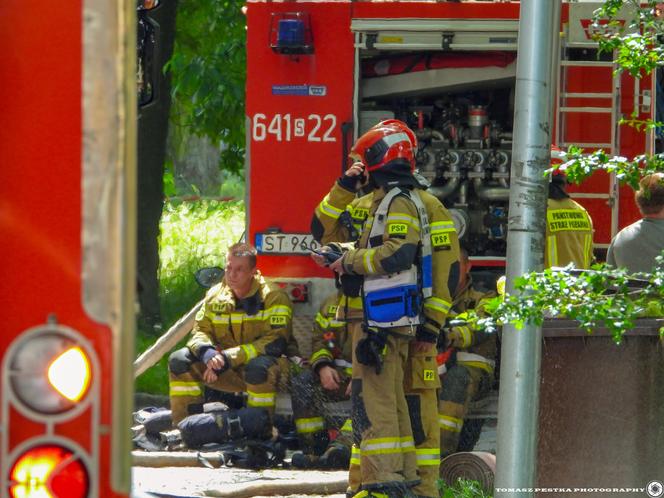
[{"left": 137, "top": 0, "right": 178, "bottom": 330}]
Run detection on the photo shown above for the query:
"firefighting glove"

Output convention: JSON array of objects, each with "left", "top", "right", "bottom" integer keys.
[
  {"left": 446, "top": 322, "right": 472, "bottom": 349},
  {"left": 355, "top": 328, "right": 388, "bottom": 374},
  {"left": 338, "top": 167, "right": 366, "bottom": 192}
]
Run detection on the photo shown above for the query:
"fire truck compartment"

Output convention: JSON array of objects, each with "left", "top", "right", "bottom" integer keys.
[{"left": 357, "top": 44, "right": 517, "bottom": 258}]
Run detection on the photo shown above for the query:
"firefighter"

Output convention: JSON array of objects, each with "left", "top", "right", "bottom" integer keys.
[
  {"left": 290, "top": 288, "right": 353, "bottom": 469},
  {"left": 437, "top": 247, "right": 497, "bottom": 458},
  {"left": 167, "top": 242, "right": 293, "bottom": 425},
  {"left": 311, "top": 120, "right": 460, "bottom": 498},
  {"left": 545, "top": 147, "right": 594, "bottom": 268}
]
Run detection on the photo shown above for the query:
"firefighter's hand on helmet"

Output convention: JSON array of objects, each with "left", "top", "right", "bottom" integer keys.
[
  {"left": 338, "top": 161, "right": 367, "bottom": 191},
  {"left": 356, "top": 329, "right": 387, "bottom": 374}
]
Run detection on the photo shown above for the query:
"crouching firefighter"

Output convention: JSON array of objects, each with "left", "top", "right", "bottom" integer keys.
[
  {"left": 168, "top": 242, "right": 293, "bottom": 426},
  {"left": 312, "top": 120, "right": 460, "bottom": 498},
  {"left": 438, "top": 247, "right": 498, "bottom": 458},
  {"left": 290, "top": 288, "right": 353, "bottom": 469}
]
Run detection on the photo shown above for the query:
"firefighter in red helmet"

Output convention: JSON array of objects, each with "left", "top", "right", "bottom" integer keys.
[
  {"left": 545, "top": 146, "right": 594, "bottom": 268},
  {"left": 311, "top": 120, "right": 460, "bottom": 498}
]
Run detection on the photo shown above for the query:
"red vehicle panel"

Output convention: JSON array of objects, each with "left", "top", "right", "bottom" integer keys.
[
  {"left": 1, "top": 1, "right": 134, "bottom": 497},
  {"left": 246, "top": 2, "right": 355, "bottom": 278}
]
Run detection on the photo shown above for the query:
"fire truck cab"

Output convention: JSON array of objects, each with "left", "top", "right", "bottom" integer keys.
[{"left": 245, "top": 0, "right": 653, "bottom": 354}]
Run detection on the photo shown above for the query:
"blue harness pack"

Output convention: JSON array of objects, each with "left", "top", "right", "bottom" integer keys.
[{"left": 362, "top": 188, "right": 432, "bottom": 330}]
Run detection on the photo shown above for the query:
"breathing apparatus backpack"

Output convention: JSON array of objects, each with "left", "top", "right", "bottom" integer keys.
[
  {"left": 178, "top": 407, "right": 272, "bottom": 449},
  {"left": 362, "top": 187, "right": 432, "bottom": 331}
]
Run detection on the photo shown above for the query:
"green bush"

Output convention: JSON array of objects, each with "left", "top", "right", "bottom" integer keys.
[
  {"left": 219, "top": 171, "right": 245, "bottom": 200},
  {"left": 135, "top": 199, "right": 245, "bottom": 395},
  {"left": 439, "top": 479, "right": 493, "bottom": 498}
]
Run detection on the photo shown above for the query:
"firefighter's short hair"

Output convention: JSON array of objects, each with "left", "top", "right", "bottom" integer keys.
[
  {"left": 228, "top": 242, "right": 258, "bottom": 268},
  {"left": 635, "top": 172, "right": 664, "bottom": 216}
]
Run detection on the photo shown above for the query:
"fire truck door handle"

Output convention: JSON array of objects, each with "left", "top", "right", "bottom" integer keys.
[
  {"left": 641, "top": 89, "right": 652, "bottom": 114},
  {"left": 341, "top": 121, "right": 354, "bottom": 174}
]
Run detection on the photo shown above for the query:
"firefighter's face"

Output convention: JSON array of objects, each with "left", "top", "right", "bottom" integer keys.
[{"left": 225, "top": 254, "right": 256, "bottom": 296}]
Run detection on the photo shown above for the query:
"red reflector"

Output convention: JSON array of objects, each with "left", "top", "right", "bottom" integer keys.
[
  {"left": 274, "top": 282, "right": 309, "bottom": 303},
  {"left": 9, "top": 445, "right": 89, "bottom": 498}
]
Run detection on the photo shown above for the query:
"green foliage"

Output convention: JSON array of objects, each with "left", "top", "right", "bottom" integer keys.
[
  {"left": 475, "top": 256, "right": 664, "bottom": 344},
  {"left": 135, "top": 199, "right": 245, "bottom": 394},
  {"left": 591, "top": 0, "right": 664, "bottom": 77},
  {"left": 552, "top": 146, "right": 664, "bottom": 190},
  {"left": 163, "top": 161, "right": 178, "bottom": 198},
  {"left": 159, "top": 199, "right": 245, "bottom": 324},
  {"left": 167, "top": 0, "right": 246, "bottom": 173},
  {"left": 438, "top": 478, "right": 493, "bottom": 498},
  {"left": 219, "top": 171, "right": 246, "bottom": 199}
]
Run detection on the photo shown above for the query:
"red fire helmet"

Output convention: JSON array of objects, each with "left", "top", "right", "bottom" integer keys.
[
  {"left": 351, "top": 121, "right": 416, "bottom": 172},
  {"left": 551, "top": 144, "right": 564, "bottom": 166},
  {"left": 372, "top": 119, "right": 418, "bottom": 150}
]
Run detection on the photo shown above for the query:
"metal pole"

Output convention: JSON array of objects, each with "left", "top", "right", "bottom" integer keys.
[
  {"left": 495, "top": 1, "right": 560, "bottom": 496},
  {"left": 549, "top": 0, "right": 562, "bottom": 139}
]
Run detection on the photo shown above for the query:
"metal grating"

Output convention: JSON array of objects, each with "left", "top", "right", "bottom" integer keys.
[{"left": 292, "top": 314, "right": 314, "bottom": 359}]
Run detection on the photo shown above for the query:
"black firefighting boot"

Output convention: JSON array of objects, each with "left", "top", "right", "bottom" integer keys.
[
  {"left": 292, "top": 442, "right": 351, "bottom": 469},
  {"left": 290, "top": 426, "right": 329, "bottom": 468},
  {"left": 318, "top": 443, "right": 350, "bottom": 469},
  {"left": 291, "top": 452, "right": 321, "bottom": 469}
]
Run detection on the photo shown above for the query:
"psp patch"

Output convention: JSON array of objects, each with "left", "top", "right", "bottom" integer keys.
[
  {"left": 270, "top": 315, "right": 288, "bottom": 326},
  {"left": 351, "top": 207, "right": 369, "bottom": 220},
  {"left": 423, "top": 369, "right": 436, "bottom": 381},
  {"left": 388, "top": 223, "right": 408, "bottom": 235},
  {"left": 432, "top": 233, "right": 451, "bottom": 247}
]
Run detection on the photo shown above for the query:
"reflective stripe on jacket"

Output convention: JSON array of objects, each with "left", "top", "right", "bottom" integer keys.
[{"left": 187, "top": 272, "right": 293, "bottom": 369}]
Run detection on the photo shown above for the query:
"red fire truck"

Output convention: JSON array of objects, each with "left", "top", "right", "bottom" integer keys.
[
  {"left": 0, "top": 0, "right": 137, "bottom": 496},
  {"left": 245, "top": 0, "right": 653, "bottom": 352}
]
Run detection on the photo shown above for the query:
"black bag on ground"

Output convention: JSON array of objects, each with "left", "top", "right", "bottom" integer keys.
[
  {"left": 217, "top": 439, "right": 286, "bottom": 469},
  {"left": 143, "top": 409, "right": 173, "bottom": 436},
  {"left": 178, "top": 407, "right": 271, "bottom": 449}
]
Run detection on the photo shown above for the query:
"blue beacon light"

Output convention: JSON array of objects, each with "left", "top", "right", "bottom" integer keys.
[{"left": 277, "top": 19, "right": 306, "bottom": 48}]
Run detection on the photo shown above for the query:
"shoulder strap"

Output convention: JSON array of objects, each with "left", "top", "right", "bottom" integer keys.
[
  {"left": 408, "top": 190, "right": 432, "bottom": 298},
  {"left": 367, "top": 188, "right": 432, "bottom": 298},
  {"left": 367, "top": 187, "right": 403, "bottom": 246}
]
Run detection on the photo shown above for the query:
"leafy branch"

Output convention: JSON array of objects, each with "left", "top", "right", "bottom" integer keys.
[
  {"left": 551, "top": 146, "right": 664, "bottom": 190},
  {"left": 592, "top": 0, "right": 664, "bottom": 77},
  {"left": 167, "top": 0, "right": 247, "bottom": 173},
  {"left": 473, "top": 256, "right": 664, "bottom": 344}
]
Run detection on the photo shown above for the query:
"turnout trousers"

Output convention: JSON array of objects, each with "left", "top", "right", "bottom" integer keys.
[
  {"left": 168, "top": 346, "right": 289, "bottom": 425},
  {"left": 438, "top": 363, "right": 492, "bottom": 457},
  {"left": 404, "top": 343, "right": 441, "bottom": 498},
  {"left": 349, "top": 321, "right": 418, "bottom": 496},
  {"left": 291, "top": 367, "right": 352, "bottom": 456}
]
